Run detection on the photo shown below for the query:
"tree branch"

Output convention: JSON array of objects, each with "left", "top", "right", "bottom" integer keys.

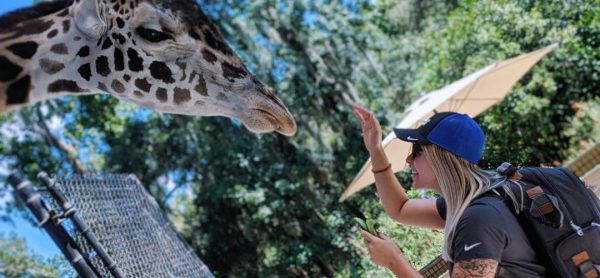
[{"left": 19, "top": 108, "right": 88, "bottom": 174}]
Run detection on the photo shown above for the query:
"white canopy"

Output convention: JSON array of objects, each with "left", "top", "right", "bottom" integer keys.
[{"left": 339, "top": 44, "right": 558, "bottom": 202}]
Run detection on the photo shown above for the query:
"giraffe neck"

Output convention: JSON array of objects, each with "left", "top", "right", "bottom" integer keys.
[{"left": 0, "top": 1, "right": 94, "bottom": 112}]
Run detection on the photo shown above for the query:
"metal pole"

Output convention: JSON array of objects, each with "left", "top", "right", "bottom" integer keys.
[
  {"left": 37, "top": 172, "right": 124, "bottom": 278},
  {"left": 7, "top": 172, "right": 99, "bottom": 278}
]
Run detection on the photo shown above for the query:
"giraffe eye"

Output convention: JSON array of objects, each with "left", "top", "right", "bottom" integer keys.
[{"left": 136, "top": 27, "right": 173, "bottom": 43}]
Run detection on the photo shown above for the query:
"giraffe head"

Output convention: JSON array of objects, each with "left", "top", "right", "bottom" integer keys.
[{"left": 0, "top": 0, "right": 296, "bottom": 136}]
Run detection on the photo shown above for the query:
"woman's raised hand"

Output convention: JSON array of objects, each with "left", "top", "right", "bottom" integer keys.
[{"left": 350, "top": 103, "right": 383, "bottom": 154}]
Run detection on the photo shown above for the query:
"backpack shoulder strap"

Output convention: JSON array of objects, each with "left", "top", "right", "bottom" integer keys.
[{"left": 496, "top": 164, "right": 567, "bottom": 228}]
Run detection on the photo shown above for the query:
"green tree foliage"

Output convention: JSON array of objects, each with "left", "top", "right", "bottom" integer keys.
[
  {"left": 0, "top": 0, "right": 598, "bottom": 277},
  {"left": 0, "top": 233, "right": 69, "bottom": 277},
  {"left": 385, "top": 0, "right": 600, "bottom": 166}
]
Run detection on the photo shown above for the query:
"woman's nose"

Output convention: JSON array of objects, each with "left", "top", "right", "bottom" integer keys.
[{"left": 406, "top": 153, "right": 413, "bottom": 164}]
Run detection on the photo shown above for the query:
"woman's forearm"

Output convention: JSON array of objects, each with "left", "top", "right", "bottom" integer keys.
[{"left": 369, "top": 146, "right": 410, "bottom": 219}]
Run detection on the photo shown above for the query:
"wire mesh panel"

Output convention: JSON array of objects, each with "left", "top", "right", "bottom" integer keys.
[{"left": 41, "top": 174, "right": 213, "bottom": 278}]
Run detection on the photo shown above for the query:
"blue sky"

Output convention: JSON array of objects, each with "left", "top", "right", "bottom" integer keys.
[
  {"left": 0, "top": 0, "right": 32, "bottom": 15},
  {"left": 0, "top": 213, "right": 60, "bottom": 256},
  {"left": 0, "top": 0, "right": 61, "bottom": 259}
]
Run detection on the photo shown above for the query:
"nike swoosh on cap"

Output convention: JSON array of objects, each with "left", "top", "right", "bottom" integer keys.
[
  {"left": 407, "top": 136, "right": 419, "bottom": 141},
  {"left": 464, "top": 242, "right": 482, "bottom": 251}
]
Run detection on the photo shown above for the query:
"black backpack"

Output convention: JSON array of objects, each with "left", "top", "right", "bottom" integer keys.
[{"left": 495, "top": 162, "right": 600, "bottom": 278}]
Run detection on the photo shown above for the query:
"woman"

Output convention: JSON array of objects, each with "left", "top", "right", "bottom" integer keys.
[{"left": 350, "top": 103, "right": 546, "bottom": 277}]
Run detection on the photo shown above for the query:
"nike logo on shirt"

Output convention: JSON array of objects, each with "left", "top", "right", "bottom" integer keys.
[{"left": 464, "top": 242, "right": 482, "bottom": 251}]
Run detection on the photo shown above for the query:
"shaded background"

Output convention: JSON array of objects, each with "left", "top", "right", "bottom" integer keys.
[{"left": 0, "top": 0, "right": 599, "bottom": 277}]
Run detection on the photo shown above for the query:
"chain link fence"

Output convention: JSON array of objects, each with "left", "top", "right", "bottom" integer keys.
[{"left": 9, "top": 172, "right": 213, "bottom": 278}]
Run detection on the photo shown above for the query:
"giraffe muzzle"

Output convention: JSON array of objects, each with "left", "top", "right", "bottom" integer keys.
[{"left": 246, "top": 105, "right": 297, "bottom": 136}]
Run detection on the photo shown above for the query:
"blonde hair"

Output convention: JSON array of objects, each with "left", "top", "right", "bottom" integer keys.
[{"left": 421, "top": 144, "right": 495, "bottom": 261}]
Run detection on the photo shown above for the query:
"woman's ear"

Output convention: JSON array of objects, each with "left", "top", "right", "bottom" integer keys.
[{"left": 73, "top": 0, "right": 108, "bottom": 39}]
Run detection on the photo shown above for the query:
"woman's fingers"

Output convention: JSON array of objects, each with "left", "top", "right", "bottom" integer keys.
[
  {"left": 352, "top": 108, "right": 375, "bottom": 128},
  {"left": 351, "top": 108, "right": 364, "bottom": 123},
  {"left": 362, "top": 231, "right": 383, "bottom": 244},
  {"left": 351, "top": 104, "right": 369, "bottom": 116},
  {"left": 351, "top": 104, "right": 381, "bottom": 149},
  {"left": 361, "top": 231, "right": 375, "bottom": 243},
  {"left": 363, "top": 231, "right": 390, "bottom": 244},
  {"left": 351, "top": 107, "right": 366, "bottom": 125},
  {"left": 361, "top": 231, "right": 371, "bottom": 240},
  {"left": 351, "top": 103, "right": 369, "bottom": 113}
]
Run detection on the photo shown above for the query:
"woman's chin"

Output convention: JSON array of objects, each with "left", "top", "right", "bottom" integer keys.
[
  {"left": 412, "top": 175, "right": 424, "bottom": 188},
  {"left": 412, "top": 182, "right": 433, "bottom": 191}
]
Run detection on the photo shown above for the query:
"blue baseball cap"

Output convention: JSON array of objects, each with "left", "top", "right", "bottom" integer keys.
[{"left": 393, "top": 112, "right": 485, "bottom": 164}]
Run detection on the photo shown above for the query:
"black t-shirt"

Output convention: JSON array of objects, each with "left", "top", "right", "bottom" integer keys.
[{"left": 436, "top": 194, "right": 547, "bottom": 277}]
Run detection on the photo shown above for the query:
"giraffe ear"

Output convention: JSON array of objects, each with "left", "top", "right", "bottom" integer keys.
[{"left": 73, "top": 0, "right": 108, "bottom": 39}]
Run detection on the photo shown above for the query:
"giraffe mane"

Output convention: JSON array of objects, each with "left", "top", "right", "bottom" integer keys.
[{"left": 0, "top": 0, "right": 72, "bottom": 27}]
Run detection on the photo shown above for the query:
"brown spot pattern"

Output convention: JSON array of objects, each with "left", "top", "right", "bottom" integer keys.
[
  {"left": 116, "top": 17, "right": 125, "bottom": 29},
  {"left": 194, "top": 75, "right": 208, "bottom": 96},
  {"left": 221, "top": 62, "right": 247, "bottom": 81},
  {"left": 111, "top": 79, "right": 125, "bottom": 93},
  {"left": 101, "top": 37, "right": 113, "bottom": 50},
  {"left": 0, "top": 56, "right": 23, "bottom": 81},
  {"left": 114, "top": 48, "right": 124, "bottom": 71},
  {"left": 47, "top": 29, "right": 58, "bottom": 38},
  {"left": 78, "top": 63, "right": 92, "bottom": 81},
  {"left": 111, "top": 33, "right": 126, "bottom": 44},
  {"left": 202, "top": 49, "right": 217, "bottom": 64},
  {"left": 62, "top": 20, "right": 70, "bottom": 33},
  {"left": 134, "top": 90, "right": 144, "bottom": 98},
  {"left": 134, "top": 78, "right": 151, "bottom": 92},
  {"left": 6, "top": 75, "right": 30, "bottom": 105},
  {"left": 40, "top": 58, "right": 64, "bottom": 74},
  {"left": 48, "top": 79, "right": 88, "bottom": 93},
  {"left": 97, "top": 82, "right": 108, "bottom": 92},
  {"left": 95, "top": 56, "right": 111, "bottom": 76},
  {"left": 156, "top": 88, "right": 168, "bottom": 103},
  {"left": 50, "top": 43, "right": 68, "bottom": 54},
  {"left": 7, "top": 41, "right": 38, "bottom": 59},
  {"left": 149, "top": 61, "right": 174, "bottom": 83},
  {"left": 0, "top": 19, "right": 53, "bottom": 42},
  {"left": 76, "top": 46, "right": 90, "bottom": 57},
  {"left": 173, "top": 88, "right": 191, "bottom": 105}
]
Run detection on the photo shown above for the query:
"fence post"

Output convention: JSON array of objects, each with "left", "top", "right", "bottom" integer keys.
[{"left": 7, "top": 172, "right": 100, "bottom": 278}]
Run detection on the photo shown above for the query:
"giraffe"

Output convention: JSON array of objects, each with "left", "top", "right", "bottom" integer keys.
[{"left": 0, "top": 0, "right": 297, "bottom": 136}]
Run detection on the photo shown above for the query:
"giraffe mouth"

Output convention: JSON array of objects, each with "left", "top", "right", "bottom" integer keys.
[{"left": 245, "top": 107, "right": 297, "bottom": 136}]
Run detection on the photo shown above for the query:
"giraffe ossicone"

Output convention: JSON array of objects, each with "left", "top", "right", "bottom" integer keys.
[{"left": 0, "top": 0, "right": 297, "bottom": 136}]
